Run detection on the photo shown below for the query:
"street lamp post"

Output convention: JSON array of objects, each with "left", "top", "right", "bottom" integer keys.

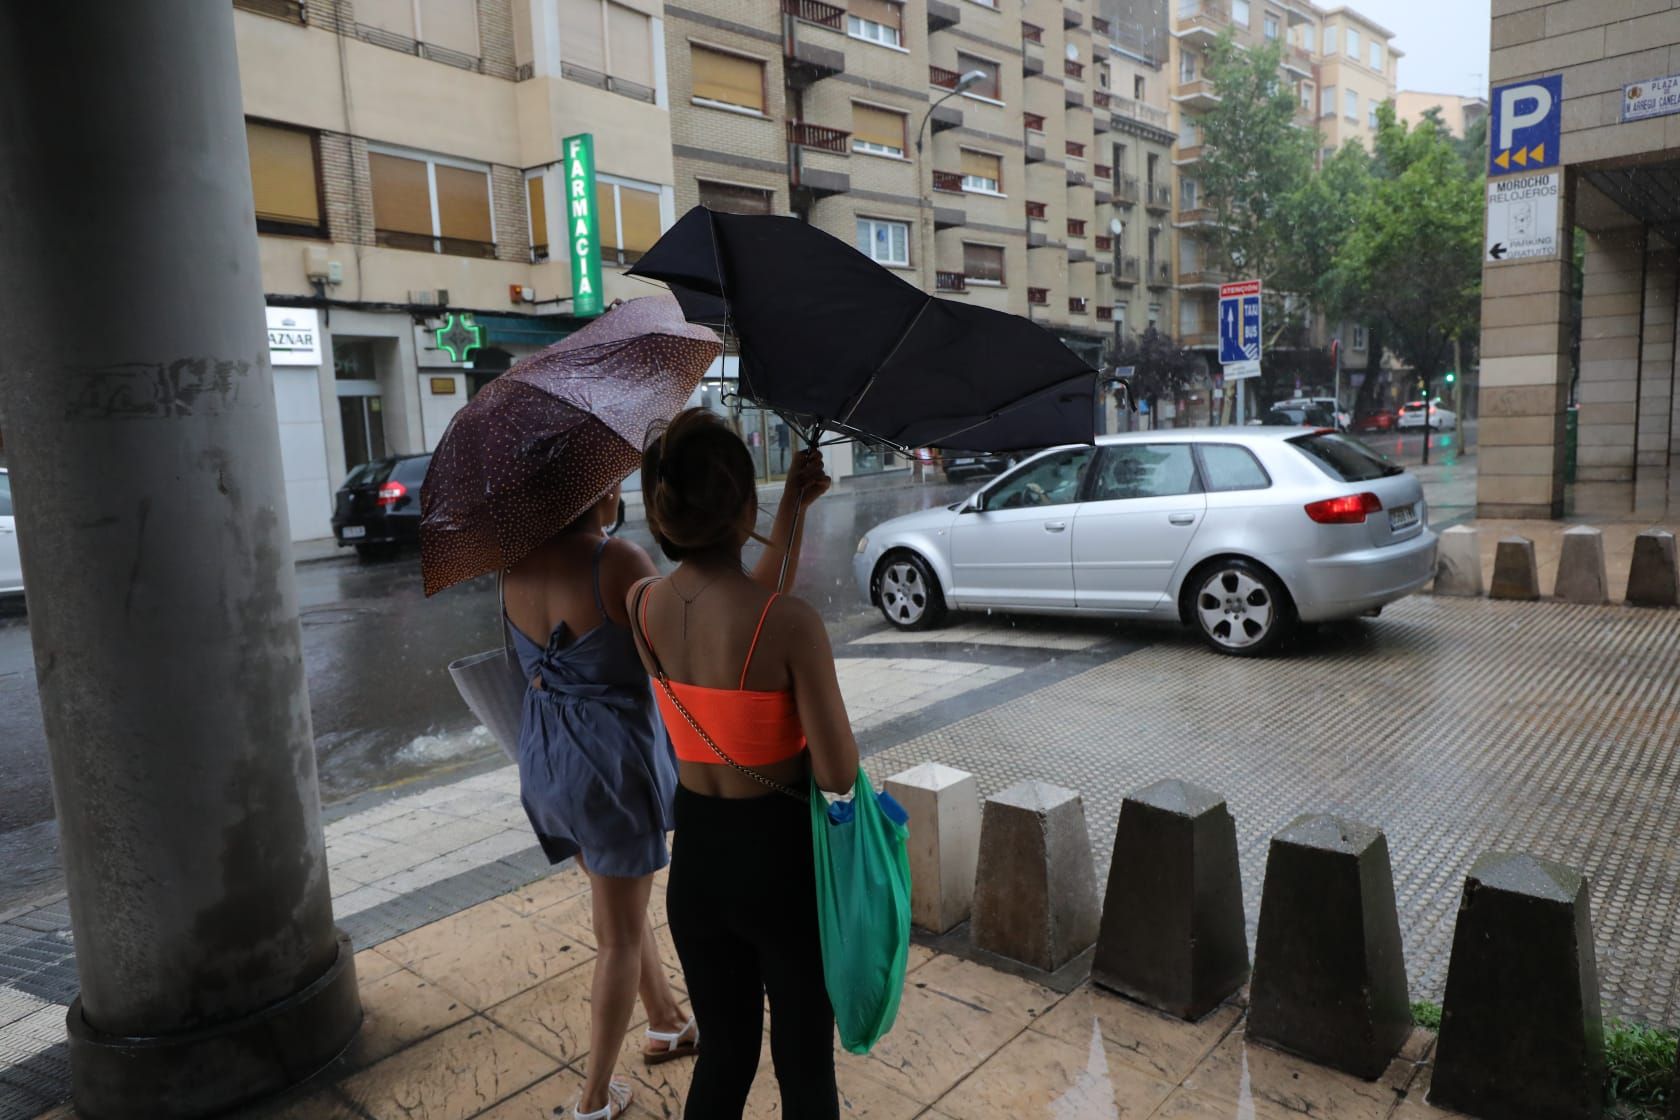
[{"left": 915, "top": 70, "right": 986, "bottom": 293}]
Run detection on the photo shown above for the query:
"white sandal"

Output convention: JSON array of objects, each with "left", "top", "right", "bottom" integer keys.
[
  {"left": 573, "top": 1077, "right": 632, "bottom": 1120},
  {"left": 643, "top": 1015, "right": 699, "bottom": 1066}
]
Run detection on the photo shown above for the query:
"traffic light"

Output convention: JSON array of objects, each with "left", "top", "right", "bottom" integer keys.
[{"left": 1444, "top": 371, "right": 1457, "bottom": 384}]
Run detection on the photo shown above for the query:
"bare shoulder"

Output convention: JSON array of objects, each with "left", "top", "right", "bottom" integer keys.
[
  {"left": 601, "top": 535, "right": 659, "bottom": 581},
  {"left": 771, "top": 593, "right": 828, "bottom": 640}
]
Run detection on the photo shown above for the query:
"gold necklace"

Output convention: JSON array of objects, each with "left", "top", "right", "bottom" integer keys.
[{"left": 669, "top": 570, "right": 725, "bottom": 639}]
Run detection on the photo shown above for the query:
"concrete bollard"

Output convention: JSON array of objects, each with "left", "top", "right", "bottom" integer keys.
[
  {"left": 972, "top": 780, "right": 1101, "bottom": 973},
  {"left": 1246, "top": 814, "right": 1411, "bottom": 1079},
  {"left": 1554, "top": 526, "right": 1609, "bottom": 604},
  {"left": 1091, "top": 779, "right": 1248, "bottom": 1020},
  {"left": 1627, "top": 529, "right": 1680, "bottom": 608},
  {"left": 1489, "top": 536, "right": 1540, "bottom": 601},
  {"left": 885, "top": 762, "right": 981, "bottom": 934},
  {"left": 1430, "top": 852, "right": 1606, "bottom": 1120},
  {"left": 1434, "top": 524, "right": 1484, "bottom": 597}
]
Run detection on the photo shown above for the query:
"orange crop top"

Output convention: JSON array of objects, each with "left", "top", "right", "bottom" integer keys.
[{"left": 639, "top": 588, "right": 808, "bottom": 767}]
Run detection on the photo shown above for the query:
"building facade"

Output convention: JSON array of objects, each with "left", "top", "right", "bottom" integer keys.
[
  {"left": 1476, "top": 0, "right": 1680, "bottom": 519},
  {"left": 1395, "top": 89, "right": 1489, "bottom": 138}
]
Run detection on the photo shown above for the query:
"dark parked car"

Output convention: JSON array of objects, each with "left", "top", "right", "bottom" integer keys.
[
  {"left": 940, "top": 449, "right": 1024, "bottom": 482},
  {"left": 1261, "top": 405, "right": 1337, "bottom": 428},
  {"left": 333, "top": 453, "right": 431, "bottom": 558}
]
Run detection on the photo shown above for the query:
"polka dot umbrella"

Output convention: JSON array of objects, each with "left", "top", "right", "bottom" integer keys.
[{"left": 419, "top": 295, "right": 721, "bottom": 596}]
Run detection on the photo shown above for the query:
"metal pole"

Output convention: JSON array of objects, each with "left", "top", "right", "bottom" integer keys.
[
  {"left": 1421, "top": 373, "right": 1432, "bottom": 466},
  {"left": 0, "top": 5, "right": 360, "bottom": 1116}
]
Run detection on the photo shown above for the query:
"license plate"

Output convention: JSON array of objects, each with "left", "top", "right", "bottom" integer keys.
[
  {"left": 341, "top": 525, "right": 367, "bottom": 540},
  {"left": 1388, "top": 504, "right": 1418, "bottom": 530}
]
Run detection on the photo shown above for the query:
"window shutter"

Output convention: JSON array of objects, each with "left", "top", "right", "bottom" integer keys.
[
  {"left": 962, "top": 242, "right": 1004, "bottom": 283},
  {"left": 960, "top": 149, "right": 1001, "bottom": 182},
  {"left": 850, "top": 0, "right": 902, "bottom": 29},
  {"left": 368, "top": 152, "right": 433, "bottom": 235},
  {"left": 619, "top": 187, "right": 663, "bottom": 252},
  {"left": 356, "top": 0, "right": 417, "bottom": 38},
  {"left": 527, "top": 177, "right": 548, "bottom": 253},
  {"left": 691, "top": 46, "right": 765, "bottom": 111},
  {"left": 559, "top": 0, "right": 606, "bottom": 73},
  {"left": 851, "top": 104, "right": 905, "bottom": 150},
  {"left": 607, "top": 3, "right": 654, "bottom": 86},
  {"left": 596, "top": 182, "right": 620, "bottom": 250},
  {"left": 247, "top": 122, "right": 320, "bottom": 227},
  {"left": 956, "top": 53, "right": 999, "bottom": 99},
  {"left": 419, "top": 0, "right": 480, "bottom": 54},
  {"left": 435, "top": 165, "right": 493, "bottom": 244}
]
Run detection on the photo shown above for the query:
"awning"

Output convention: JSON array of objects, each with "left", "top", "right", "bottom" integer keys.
[{"left": 474, "top": 313, "right": 579, "bottom": 349}]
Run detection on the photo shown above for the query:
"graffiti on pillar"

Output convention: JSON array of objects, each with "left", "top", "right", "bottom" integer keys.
[{"left": 65, "top": 357, "right": 252, "bottom": 420}]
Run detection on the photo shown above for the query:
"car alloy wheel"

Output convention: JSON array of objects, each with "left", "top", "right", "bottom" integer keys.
[
  {"left": 880, "top": 559, "right": 930, "bottom": 627},
  {"left": 1195, "top": 565, "right": 1278, "bottom": 653}
]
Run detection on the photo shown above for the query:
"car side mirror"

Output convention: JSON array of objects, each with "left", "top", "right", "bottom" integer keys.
[{"left": 961, "top": 492, "right": 985, "bottom": 513}]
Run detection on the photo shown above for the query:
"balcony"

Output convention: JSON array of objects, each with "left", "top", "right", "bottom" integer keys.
[
  {"left": 1181, "top": 326, "right": 1220, "bottom": 348},
  {"left": 930, "top": 103, "right": 963, "bottom": 133},
  {"left": 1028, "top": 287, "right": 1050, "bottom": 306},
  {"left": 788, "top": 122, "right": 849, "bottom": 153},
  {"left": 1095, "top": 186, "right": 1113, "bottom": 205},
  {"left": 1094, "top": 113, "right": 1111, "bottom": 134},
  {"left": 1025, "top": 140, "right": 1047, "bottom": 163},
  {"left": 932, "top": 170, "right": 964, "bottom": 193},
  {"left": 1065, "top": 86, "right": 1085, "bottom": 108},
  {"left": 933, "top": 206, "right": 965, "bottom": 229},
  {"left": 1093, "top": 16, "right": 1112, "bottom": 35},
  {"left": 1113, "top": 173, "right": 1140, "bottom": 204},
  {"left": 1063, "top": 6, "right": 1081, "bottom": 28},
  {"left": 1024, "top": 51, "right": 1045, "bottom": 78},
  {"left": 1174, "top": 77, "right": 1222, "bottom": 110},
  {"left": 782, "top": 0, "right": 845, "bottom": 88},
  {"left": 1113, "top": 255, "right": 1140, "bottom": 284},
  {"left": 1067, "top": 167, "right": 1089, "bottom": 187},
  {"left": 1173, "top": 0, "right": 1230, "bottom": 44},
  {"left": 1028, "top": 230, "right": 1049, "bottom": 248},
  {"left": 1146, "top": 260, "right": 1173, "bottom": 288},
  {"left": 1021, "top": 20, "right": 1043, "bottom": 42},
  {"left": 1096, "top": 259, "right": 1112, "bottom": 275},
  {"left": 1094, "top": 235, "right": 1112, "bottom": 251},
  {"left": 1066, "top": 140, "right": 1086, "bottom": 159},
  {"left": 1026, "top": 200, "right": 1048, "bottom": 220},
  {"left": 1283, "top": 44, "right": 1313, "bottom": 77},
  {"left": 1177, "top": 268, "right": 1227, "bottom": 288},
  {"left": 1092, "top": 90, "right": 1111, "bottom": 110},
  {"left": 927, "top": 0, "right": 961, "bottom": 31},
  {"left": 1145, "top": 182, "right": 1172, "bottom": 210},
  {"left": 1175, "top": 205, "right": 1217, "bottom": 227},
  {"left": 1069, "top": 247, "right": 1091, "bottom": 263},
  {"left": 788, "top": 133, "right": 849, "bottom": 201},
  {"left": 1024, "top": 111, "right": 1046, "bottom": 133},
  {"left": 1064, "top": 59, "right": 1085, "bottom": 81},
  {"left": 1068, "top": 218, "right": 1087, "bottom": 237},
  {"left": 929, "top": 64, "right": 962, "bottom": 90},
  {"left": 783, "top": 0, "right": 844, "bottom": 28},
  {"left": 936, "top": 270, "right": 967, "bottom": 292},
  {"left": 1172, "top": 143, "right": 1204, "bottom": 166},
  {"left": 1111, "top": 95, "right": 1172, "bottom": 131},
  {"left": 1069, "top": 297, "right": 1090, "bottom": 315},
  {"left": 1094, "top": 163, "right": 1112, "bottom": 180},
  {"left": 1097, "top": 305, "right": 1114, "bottom": 321}
]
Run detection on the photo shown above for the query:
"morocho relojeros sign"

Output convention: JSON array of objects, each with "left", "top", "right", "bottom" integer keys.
[{"left": 563, "top": 134, "right": 604, "bottom": 318}]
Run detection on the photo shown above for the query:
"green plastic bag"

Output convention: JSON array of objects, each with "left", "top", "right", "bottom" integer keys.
[{"left": 809, "top": 767, "right": 912, "bottom": 1054}]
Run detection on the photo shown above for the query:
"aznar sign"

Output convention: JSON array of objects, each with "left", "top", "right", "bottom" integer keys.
[
  {"left": 563, "top": 133, "right": 604, "bottom": 318},
  {"left": 1489, "top": 75, "right": 1562, "bottom": 176}
]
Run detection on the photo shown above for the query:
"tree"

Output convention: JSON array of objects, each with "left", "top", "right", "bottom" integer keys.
[
  {"left": 1273, "top": 142, "right": 1372, "bottom": 321},
  {"left": 1332, "top": 104, "right": 1482, "bottom": 391},
  {"left": 1113, "top": 327, "right": 1201, "bottom": 411}
]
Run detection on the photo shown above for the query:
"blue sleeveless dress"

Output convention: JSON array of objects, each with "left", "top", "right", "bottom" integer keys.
[{"left": 508, "top": 538, "right": 677, "bottom": 878}]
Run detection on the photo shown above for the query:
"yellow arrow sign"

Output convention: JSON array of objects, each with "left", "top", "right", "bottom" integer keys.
[
  {"left": 1512, "top": 146, "right": 1528, "bottom": 166},
  {"left": 1529, "top": 142, "right": 1544, "bottom": 163},
  {"left": 1494, "top": 150, "right": 1510, "bottom": 170}
]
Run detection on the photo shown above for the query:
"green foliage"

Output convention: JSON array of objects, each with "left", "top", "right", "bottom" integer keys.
[
  {"left": 1276, "top": 141, "right": 1372, "bottom": 320},
  {"left": 1114, "top": 327, "right": 1202, "bottom": 405},
  {"left": 1410, "top": 1000, "right": 1442, "bottom": 1031},
  {"left": 1330, "top": 103, "right": 1483, "bottom": 380},
  {"left": 1604, "top": 1020, "right": 1677, "bottom": 1117}
]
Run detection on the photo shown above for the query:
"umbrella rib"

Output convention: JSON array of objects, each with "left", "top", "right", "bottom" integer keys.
[
  {"left": 836, "top": 294, "right": 934, "bottom": 430},
  {"left": 909, "top": 370, "right": 1098, "bottom": 450}
]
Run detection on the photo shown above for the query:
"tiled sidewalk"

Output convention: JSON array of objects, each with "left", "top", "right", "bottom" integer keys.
[{"left": 34, "top": 864, "right": 1459, "bottom": 1120}]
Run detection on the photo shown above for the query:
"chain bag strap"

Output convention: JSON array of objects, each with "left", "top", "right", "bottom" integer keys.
[{"left": 634, "top": 579, "right": 807, "bottom": 804}]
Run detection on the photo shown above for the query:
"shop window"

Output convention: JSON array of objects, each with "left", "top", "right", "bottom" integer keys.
[
  {"left": 246, "top": 120, "right": 324, "bottom": 237},
  {"left": 852, "top": 103, "right": 907, "bottom": 156},
  {"left": 691, "top": 45, "right": 766, "bottom": 113},
  {"left": 962, "top": 242, "right": 1005, "bottom": 285},
  {"left": 596, "top": 177, "right": 664, "bottom": 265},
  {"left": 369, "top": 147, "right": 495, "bottom": 258},
  {"left": 698, "top": 180, "right": 773, "bottom": 214}
]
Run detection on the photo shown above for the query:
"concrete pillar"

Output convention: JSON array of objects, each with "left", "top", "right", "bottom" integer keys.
[
  {"left": 1246, "top": 815, "right": 1411, "bottom": 1080},
  {"left": 1627, "top": 529, "right": 1680, "bottom": 607},
  {"left": 1636, "top": 241, "right": 1678, "bottom": 472},
  {"left": 1090, "top": 779, "right": 1248, "bottom": 1021},
  {"left": 1430, "top": 852, "right": 1605, "bottom": 1120},
  {"left": 1434, "top": 525, "right": 1484, "bottom": 597},
  {"left": 0, "top": 5, "right": 360, "bottom": 1117},
  {"left": 1554, "top": 525, "right": 1609, "bottom": 604},
  {"left": 972, "top": 780, "right": 1101, "bottom": 973},
  {"left": 1575, "top": 227, "right": 1647, "bottom": 486},
  {"left": 884, "top": 763, "right": 981, "bottom": 935},
  {"left": 1475, "top": 180, "right": 1575, "bottom": 519},
  {"left": 1489, "top": 536, "right": 1540, "bottom": 600}
]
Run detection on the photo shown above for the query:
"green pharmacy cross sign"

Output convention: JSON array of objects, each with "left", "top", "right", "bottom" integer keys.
[{"left": 434, "top": 313, "right": 484, "bottom": 363}]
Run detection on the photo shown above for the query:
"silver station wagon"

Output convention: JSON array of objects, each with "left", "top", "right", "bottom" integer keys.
[{"left": 853, "top": 428, "right": 1437, "bottom": 656}]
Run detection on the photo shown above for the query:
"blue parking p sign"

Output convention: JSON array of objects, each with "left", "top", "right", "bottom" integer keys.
[
  {"left": 1219, "top": 279, "right": 1261, "bottom": 378},
  {"left": 1490, "top": 74, "right": 1562, "bottom": 175}
]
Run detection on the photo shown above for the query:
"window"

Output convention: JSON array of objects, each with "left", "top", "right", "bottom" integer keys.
[
  {"left": 962, "top": 241, "right": 1005, "bottom": 284},
  {"left": 1179, "top": 177, "right": 1198, "bottom": 209},
  {"left": 1178, "top": 117, "right": 1199, "bottom": 147},
  {"left": 1179, "top": 51, "right": 1196, "bottom": 82},
  {"left": 596, "top": 178, "right": 662, "bottom": 265},
  {"left": 1232, "top": 0, "right": 1250, "bottom": 26},
  {"left": 559, "top": 0, "right": 655, "bottom": 97},
  {"left": 1179, "top": 300, "right": 1200, "bottom": 335},
  {"left": 1345, "top": 27, "right": 1360, "bottom": 58},
  {"left": 525, "top": 171, "right": 548, "bottom": 260},
  {"left": 1300, "top": 82, "right": 1313, "bottom": 109},
  {"left": 359, "top": 0, "right": 481, "bottom": 55},
  {"left": 0, "top": 472, "right": 11, "bottom": 516},
  {"left": 246, "top": 120, "right": 323, "bottom": 236},
  {"left": 1345, "top": 88, "right": 1358, "bottom": 119},
  {"left": 1197, "top": 445, "right": 1271, "bottom": 492},
  {"left": 1263, "top": 13, "right": 1279, "bottom": 39},
  {"left": 1369, "top": 41, "right": 1383, "bottom": 69},
  {"left": 857, "top": 217, "right": 910, "bottom": 266},
  {"left": 1323, "top": 26, "right": 1336, "bottom": 53},
  {"left": 847, "top": 0, "right": 903, "bottom": 47},
  {"left": 369, "top": 148, "right": 495, "bottom": 257},
  {"left": 1321, "top": 86, "right": 1336, "bottom": 117},
  {"left": 960, "top": 149, "right": 1002, "bottom": 193},
  {"left": 956, "top": 52, "right": 1001, "bottom": 100},
  {"left": 1134, "top": 75, "right": 1145, "bottom": 99},
  {"left": 235, "top": 0, "right": 307, "bottom": 25},
  {"left": 691, "top": 45, "right": 765, "bottom": 113},
  {"left": 1288, "top": 433, "right": 1403, "bottom": 482},
  {"left": 985, "top": 448, "right": 1095, "bottom": 510},
  {"left": 698, "top": 180, "right": 773, "bottom": 214},
  {"left": 1301, "top": 24, "right": 1315, "bottom": 51},
  {"left": 1353, "top": 325, "right": 1368, "bottom": 350},
  {"left": 852, "top": 103, "right": 907, "bottom": 156},
  {"left": 1090, "top": 444, "right": 1197, "bottom": 501},
  {"left": 1368, "top": 104, "right": 1380, "bottom": 128},
  {"left": 1147, "top": 303, "right": 1160, "bottom": 328}
]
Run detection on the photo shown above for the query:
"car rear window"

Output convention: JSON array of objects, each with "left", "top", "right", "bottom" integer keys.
[
  {"left": 1197, "top": 444, "right": 1270, "bottom": 492},
  {"left": 0, "top": 473, "right": 11, "bottom": 517},
  {"left": 393, "top": 455, "right": 432, "bottom": 484},
  {"left": 343, "top": 460, "right": 396, "bottom": 489},
  {"left": 1288, "top": 432, "right": 1403, "bottom": 482}
]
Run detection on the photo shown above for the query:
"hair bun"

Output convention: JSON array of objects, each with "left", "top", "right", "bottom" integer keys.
[{"left": 642, "top": 409, "right": 757, "bottom": 561}]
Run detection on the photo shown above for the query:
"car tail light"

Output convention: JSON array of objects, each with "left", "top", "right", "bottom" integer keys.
[
  {"left": 376, "top": 481, "right": 408, "bottom": 508},
  {"left": 1304, "top": 492, "right": 1382, "bottom": 524}
]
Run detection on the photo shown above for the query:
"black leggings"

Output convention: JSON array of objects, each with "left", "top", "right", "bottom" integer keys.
[{"left": 668, "top": 784, "right": 838, "bottom": 1119}]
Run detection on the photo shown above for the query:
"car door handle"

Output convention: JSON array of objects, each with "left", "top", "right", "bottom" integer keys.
[
  {"left": 1044, "top": 521, "right": 1067, "bottom": 532},
  {"left": 1168, "top": 513, "right": 1197, "bottom": 526}
]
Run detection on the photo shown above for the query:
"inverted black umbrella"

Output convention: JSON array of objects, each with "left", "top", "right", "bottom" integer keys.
[{"left": 628, "top": 207, "right": 1097, "bottom": 454}]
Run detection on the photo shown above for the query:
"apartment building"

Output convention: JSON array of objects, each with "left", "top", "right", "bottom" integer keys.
[
  {"left": 1308, "top": 7, "right": 1402, "bottom": 154},
  {"left": 1395, "top": 90, "right": 1488, "bottom": 138},
  {"left": 1103, "top": 45, "right": 1179, "bottom": 348},
  {"left": 234, "top": 0, "right": 677, "bottom": 540}
]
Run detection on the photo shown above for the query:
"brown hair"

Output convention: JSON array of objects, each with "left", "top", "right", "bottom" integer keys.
[{"left": 643, "top": 408, "right": 756, "bottom": 561}]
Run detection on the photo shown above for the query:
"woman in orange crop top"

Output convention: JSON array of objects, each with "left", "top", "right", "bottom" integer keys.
[{"left": 630, "top": 409, "right": 860, "bottom": 1120}]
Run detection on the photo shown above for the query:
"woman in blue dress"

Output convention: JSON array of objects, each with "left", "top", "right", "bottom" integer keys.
[{"left": 502, "top": 457, "right": 825, "bottom": 1120}]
